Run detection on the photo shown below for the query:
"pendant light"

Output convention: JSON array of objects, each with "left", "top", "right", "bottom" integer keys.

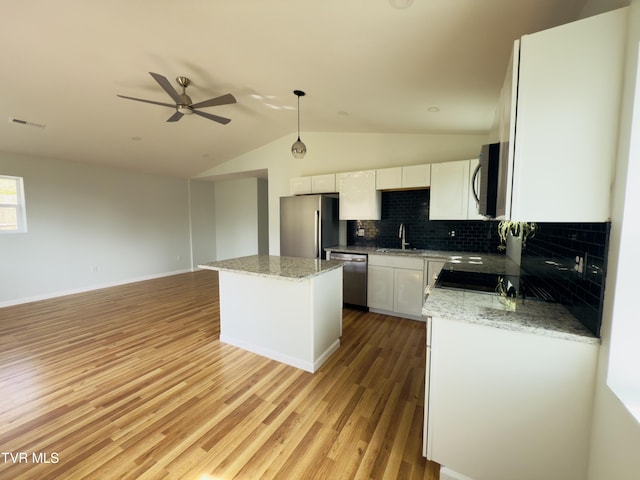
[{"left": 291, "top": 90, "right": 307, "bottom": 159}]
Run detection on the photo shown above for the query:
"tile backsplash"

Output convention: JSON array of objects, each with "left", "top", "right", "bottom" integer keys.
[
  {"left": 346, "top": 189, "right": 502, "bottom": 253},
  {"left": 521, "top": 222, "right": 610, "bottom": 337}
]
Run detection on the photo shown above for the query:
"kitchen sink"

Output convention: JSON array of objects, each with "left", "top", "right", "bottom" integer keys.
[{"left": 375, "top": 248, "right": 426, "bottom": 254}]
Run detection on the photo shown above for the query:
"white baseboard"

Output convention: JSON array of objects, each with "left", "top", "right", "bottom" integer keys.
[
  {"left": 440, "top": 466, "right": 475, "bottom": 480},
  {"left": 220, "top": 335, "right": 341, "bottom": 374},
  {"left": 0, "top": 269, "right": 193, "bottom": 308},
  {"left": 369, "top": 307, "right": 426, "bottom": 322}
]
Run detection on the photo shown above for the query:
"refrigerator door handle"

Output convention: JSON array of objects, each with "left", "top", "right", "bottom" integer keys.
[{"left": 314, "top": 210, "right": 321, "bottom": 258}]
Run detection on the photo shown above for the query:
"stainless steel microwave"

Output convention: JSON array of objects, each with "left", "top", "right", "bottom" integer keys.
[{"left": 472, "top": 142, "right": 501, "bottom": 218}]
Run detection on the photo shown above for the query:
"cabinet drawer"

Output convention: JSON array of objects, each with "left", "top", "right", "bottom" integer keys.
[
  {"left": 368, "top": 254, "right": 395, "bottom": 267},
  {"left": 393, "top": 256, "right": 424, "bottom": 270}
]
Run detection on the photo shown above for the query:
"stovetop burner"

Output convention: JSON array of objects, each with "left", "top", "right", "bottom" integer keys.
[{"left": 435, "top": 269, "right": 507, "bottom": 294}]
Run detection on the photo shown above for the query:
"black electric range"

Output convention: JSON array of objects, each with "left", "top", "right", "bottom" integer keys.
[{"left": 435, "top": 269, "right": 555, "bottom": 302}]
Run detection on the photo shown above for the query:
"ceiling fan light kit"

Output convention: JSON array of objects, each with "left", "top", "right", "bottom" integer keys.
[
  {"left": 291, "top": 89, "right": 307, "bottom": 159},
  {"left": 117, "top": 72, "right": 236, "bottom": 125}
]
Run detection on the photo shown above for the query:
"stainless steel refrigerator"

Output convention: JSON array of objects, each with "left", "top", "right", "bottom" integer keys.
[{"left": 280, "top": 195, "right": 339, "bottom": 259}]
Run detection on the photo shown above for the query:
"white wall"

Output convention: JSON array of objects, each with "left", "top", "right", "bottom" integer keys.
[
  {"left": 257, "top": 178, "right": 269, "bottom": 255},
  {"left": 0, "top": 152, "right": 196, "bottom": 306},
  {"left": 189, "top": 179, "right": 216, "bottom": 265},
  {"left": 214, "top": 177, "right": 265, "bottom": 260},
  {"left": 587, "top": 2, "right": 640, "bottom": 479},
  {"left": 197, "top": 131, "right": 487, "bottom": 255}
]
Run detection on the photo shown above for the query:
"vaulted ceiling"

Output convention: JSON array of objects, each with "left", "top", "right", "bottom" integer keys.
[{"left": 1, "top": 0, "right": 606, "bottom": 178}]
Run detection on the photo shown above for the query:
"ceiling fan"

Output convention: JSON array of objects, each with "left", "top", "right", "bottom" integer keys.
[{"left": 117, "top": 72, "right": 236, "bottom": 125}]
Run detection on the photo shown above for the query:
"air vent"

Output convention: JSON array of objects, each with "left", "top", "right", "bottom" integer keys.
[{"left": 8, "top": 117, "right": 46, "bottom": 129}]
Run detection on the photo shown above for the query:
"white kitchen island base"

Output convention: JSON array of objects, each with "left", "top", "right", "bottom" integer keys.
[{"left": 200, "top": 255, "right": 343, "bottom": 374}]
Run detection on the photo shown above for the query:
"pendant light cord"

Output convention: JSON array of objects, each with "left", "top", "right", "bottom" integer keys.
[{"left": 297, "top": 94, "right": 301, "bottom": 141}]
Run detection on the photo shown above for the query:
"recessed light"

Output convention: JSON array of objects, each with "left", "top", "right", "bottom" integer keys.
[
  {"left": 338, "top": 111, "right": 349, "bottom": 116},
  {"left": 131, "top": 136, "right": 142, "bottom": 141},
  {"left": 427, "top": 106, "right": 440, "bottom": 112}
]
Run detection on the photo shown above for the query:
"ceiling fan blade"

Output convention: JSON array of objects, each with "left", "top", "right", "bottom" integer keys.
[
  {"left": 193, "top": 109, "right": 232, "bottom": 125},
  {"left": 149, "top": 72, "right": 182, "bottom": 104},
  {"left": 117, "top": 95, "right": 175, "bottom": 108},
  {"left": 190, "top": 93, "right": 237, "bottom": 109},
  {"left": 167, "top": 111, "right": 183, "bottom": 122}
]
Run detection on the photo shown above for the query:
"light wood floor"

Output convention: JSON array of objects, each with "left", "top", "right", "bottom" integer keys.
[{"left": 0, "top": 271, "right": 439, "bottom": 480}]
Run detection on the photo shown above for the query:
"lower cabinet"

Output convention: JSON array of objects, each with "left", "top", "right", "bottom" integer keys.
[
  {"left": 368, "top": 255, "right": 424, "bottom": 319},
  {"left": 393, "top": 268, "right": 424, "bottom": 317},
  {"left": 367, "top": 265, "right": 394, "bottom": 312},
  {"left": 426, "top": 316, "right": 598, "bottom": 480}
]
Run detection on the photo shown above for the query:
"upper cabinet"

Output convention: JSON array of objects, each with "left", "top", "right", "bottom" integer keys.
[
  {"left": 337, "top": 170, "right": 381, "bottom": 220},
  {"left": 290, "top": 176, "right": 312, "bottom": 195},
  {"left": 430, "top": 160, "right": 470, "bottom": 220},
  {"left": 430, "top": 159, "right": 484, "bottom": 221},
  {"left": 290, "top": 173, "right": 336, "bottom": 195},
  {"left": 311, "top": 174, "right": 336, "bottom": 193},
  {"left": 498, "top": 8, "right": 627, "bottom": 222},
  {"left": 376, "top": 167, "right": 402, "bottom": 190},
  {"left": 376, "top": 164, "right": 431, "bottom": 190},
  {"left": 430, "top": 159, "right": 482, "bottom": 220}
]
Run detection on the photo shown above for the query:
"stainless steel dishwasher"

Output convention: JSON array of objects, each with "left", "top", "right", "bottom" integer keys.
[{"left": 328, "top": 252, "right": 367, "bottom": 307}]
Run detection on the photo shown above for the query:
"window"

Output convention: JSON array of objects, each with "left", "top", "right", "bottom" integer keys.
[{"left": 0, "top": 175, "right": 27, "bottom": 233}]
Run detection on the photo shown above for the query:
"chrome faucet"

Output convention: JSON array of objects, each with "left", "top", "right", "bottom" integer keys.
[{"left": 399, "top": 223, "right": 410, "bottom": 250}]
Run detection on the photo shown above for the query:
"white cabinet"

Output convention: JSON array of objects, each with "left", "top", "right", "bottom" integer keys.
[
  {"left": 403, "top": 164, "right": 431, "bottom": 189},
  {"left": 499, "top": 8, "right": 627, "bottom": 222},
  {"left": 290, "top": 174, "right": 337, "bottom": 195},
  {"left": 290, "top": 176, "right": 312, "bottom": 195},
  {"left": 430, "top": 159, "right": 484, "bottom": 220},
  {"left": 337, "top": 170, "right": 381, "bottom": 220},
  {"left": 426, "top": 317, "right": 598, "bottom": 480},
  {"left": 376, "top": 164, "right": 431, "bottom": 190},
  {"left": 368, "top": 254, "right": 425, "bottom": 319},
  {"left": 393, "top": 268, "right": 424, "bottom": 317},
  {"left": 311, "top": 174, "right": 336, "bottom": 193},
  {"left": 376, "top": 167, "right": 402, "bottom": 190},
  {"left": 429, "top": 160, "right": 471, "bottom": 220},
  {"left": 367, "top": 265, "right": 394, "bottom": 312}
]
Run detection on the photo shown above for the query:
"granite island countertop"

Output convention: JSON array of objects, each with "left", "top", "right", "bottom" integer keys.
[
  {"left": 198, "top": 254, "right": 344, "bottom": 281},
  {"left": 423, "top": 287, "right": 599, "bottom": 344}
]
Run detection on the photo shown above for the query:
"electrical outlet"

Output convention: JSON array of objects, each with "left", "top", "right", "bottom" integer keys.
[{"left": 357, "top": 228, "right": 365, "bottom": 237}]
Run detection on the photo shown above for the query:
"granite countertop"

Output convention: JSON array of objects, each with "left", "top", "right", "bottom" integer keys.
[
  {"left": 326, "top": 245, "right": 597, "bottom": 344},
  {"left": 198, "top": 254, "right": 344, "bottom": 281},
  {"left": 423, "top": 288, "right": 599, "bottom": 344},
  {"left": 326, "top": 245, "right": 456, "bottom": 259},
  {"left": 326, "top": 245, "right": 519, "bottom": 275}
]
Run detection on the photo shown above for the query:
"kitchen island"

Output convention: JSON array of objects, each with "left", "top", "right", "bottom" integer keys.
[{"left": 198, "top": 255, "right": 344, "bottom": 373}]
